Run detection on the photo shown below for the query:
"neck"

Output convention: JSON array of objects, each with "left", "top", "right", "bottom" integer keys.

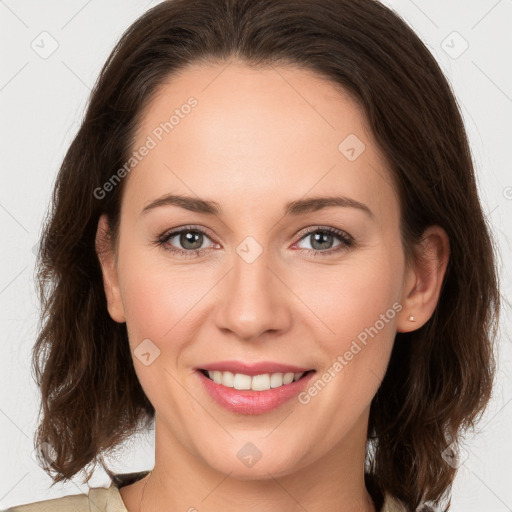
[{"left": 136, "top": 411, "right": 376, "bottom": 512}]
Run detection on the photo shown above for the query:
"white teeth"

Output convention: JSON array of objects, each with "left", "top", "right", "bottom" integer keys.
[
  {"left": 206, "top": 370, "right": 305, "bottom": 391},
  {"left": 283, "top": 373, "right": 295, "bottom": 385},
  {"left": 233, "top": 373, "right": 252, "bottom": 390},
  {"left": 252, "top": 374, "right": 270, "bottom": 391},
  {"left": 270, "top": 372, "right": 284, "bottom": 388}
]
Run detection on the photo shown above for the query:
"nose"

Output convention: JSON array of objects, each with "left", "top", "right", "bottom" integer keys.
[{"left": 214, "top": 247, "right": 292, "bottom": 342}]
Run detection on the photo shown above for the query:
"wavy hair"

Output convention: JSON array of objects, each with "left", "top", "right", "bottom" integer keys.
[{"left": 32, "top": 0, "right": 500, "bottom": 509}]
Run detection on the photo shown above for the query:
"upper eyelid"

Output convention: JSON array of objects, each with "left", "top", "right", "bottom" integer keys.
[{"left": 161, "top": 225, "right": 217, "bottom": 243}]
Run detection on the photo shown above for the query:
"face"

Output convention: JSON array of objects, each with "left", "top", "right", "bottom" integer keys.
[{"left": 99, "top": 61, "right": 412, "bottom": 479}]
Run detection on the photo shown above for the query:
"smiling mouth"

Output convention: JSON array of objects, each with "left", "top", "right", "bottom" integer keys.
[{"left": 199, "top": 369, "right": 315, "bottom": 391}]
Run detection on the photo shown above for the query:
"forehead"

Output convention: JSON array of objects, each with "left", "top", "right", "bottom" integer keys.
[
  {"left": 137, "top": 60, "right": 370, "bottom": 152},
  {"left": 124, "top": 61, "right": 399, "bottom": 224}
]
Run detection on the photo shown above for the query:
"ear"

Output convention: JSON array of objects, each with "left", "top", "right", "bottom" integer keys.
[
  {"left": 396, "top": 225, "right": 450, "bottom": 333},
  {"left": 95, "top": 214, "right": 126, "bottom": 323}
]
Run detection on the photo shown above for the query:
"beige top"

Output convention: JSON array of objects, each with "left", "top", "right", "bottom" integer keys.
[{"left": 6, "top": 471, "right": 408, "bottom": 512}]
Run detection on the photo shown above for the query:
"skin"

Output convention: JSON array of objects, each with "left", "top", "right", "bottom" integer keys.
[{"left": 96, "top": 60, "right": 449, "bottom": 511}]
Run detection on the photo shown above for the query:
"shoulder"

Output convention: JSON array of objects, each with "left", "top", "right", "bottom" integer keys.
[
  {"left": 5, "top": 485, "right": 114, "bottom": 512},
  {"left": 5, "top": 471, "right": 151, "bottom": 512},
  {"left": 5, "top": 492, "right": 89, "bottom": 512}
]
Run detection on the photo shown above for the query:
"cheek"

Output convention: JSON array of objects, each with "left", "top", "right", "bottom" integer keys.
[
  {"left": 117, "top": 256, "right": 204, "bottom": 403},
  {"left": 117, "top": 249, "right": 201, "bottom": 348},
  {"left": 295, "top": 250, "right": 403, "bottom": 409},
  {"left": 294, "top": 250, "right": 402, "bottom": 344},
  {"left": 296, "top": 257, "right": 402, "bottom": 418}
]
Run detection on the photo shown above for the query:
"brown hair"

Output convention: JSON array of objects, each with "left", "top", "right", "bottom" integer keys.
[{"left": 32, "top": 0, "right": 500, "bottom": 509}]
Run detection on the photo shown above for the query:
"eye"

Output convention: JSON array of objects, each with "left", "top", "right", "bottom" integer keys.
[
  {"left": 294, "top": 226, "right": 354, "bottom": 256},
  {"left": 155, "top": 225, "right": 354, "bottom": 258},
  {"left": 155, "top": 226, "right": 218, "bottom": 258}
]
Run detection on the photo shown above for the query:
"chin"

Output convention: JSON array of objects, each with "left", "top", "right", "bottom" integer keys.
[{"left": 200, "top": 441, "right": 309, "bottom": 480}]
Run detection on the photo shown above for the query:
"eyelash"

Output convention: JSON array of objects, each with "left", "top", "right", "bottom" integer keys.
[{"left": 154, "top": 225, "right": 354, "bottom": 259}]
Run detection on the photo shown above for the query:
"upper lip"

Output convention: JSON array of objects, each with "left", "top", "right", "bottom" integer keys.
[{"left": 197, "top": 361, "right": 313, "bottom": 376}]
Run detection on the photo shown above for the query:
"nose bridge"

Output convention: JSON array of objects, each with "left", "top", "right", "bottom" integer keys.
[{"left": 214, "top": 239, "right": 291, "bottom": 341}]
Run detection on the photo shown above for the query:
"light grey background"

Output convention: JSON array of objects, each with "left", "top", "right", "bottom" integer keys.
[{"left": 1, "top": 0, "right": 511, "bottom": 510}]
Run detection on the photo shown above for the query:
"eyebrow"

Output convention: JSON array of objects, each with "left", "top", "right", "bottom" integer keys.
[{"left": 141, "top": 193, "right": 374, "bottom": 218}]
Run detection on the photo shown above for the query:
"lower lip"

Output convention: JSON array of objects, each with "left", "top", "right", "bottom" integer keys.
[{"left": 197, "top": 370, "right": 315, "bottom": 415}]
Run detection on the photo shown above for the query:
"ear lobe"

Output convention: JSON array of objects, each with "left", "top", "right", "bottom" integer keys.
[
  {"left": 396, "top": 225, "right": 450, "bottom": 333},
  {"left": 95, "top": 214, "right": 126, "bottom": 323}
]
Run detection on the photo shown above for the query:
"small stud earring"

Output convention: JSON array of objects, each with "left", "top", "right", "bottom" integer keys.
[{"left": 408, "top": 315, "right": 415, "bottom": 322}]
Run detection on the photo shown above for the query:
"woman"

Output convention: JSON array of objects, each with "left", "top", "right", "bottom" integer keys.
[{"left": 7, "top": 0, "right": 499, "bottom": 511}]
